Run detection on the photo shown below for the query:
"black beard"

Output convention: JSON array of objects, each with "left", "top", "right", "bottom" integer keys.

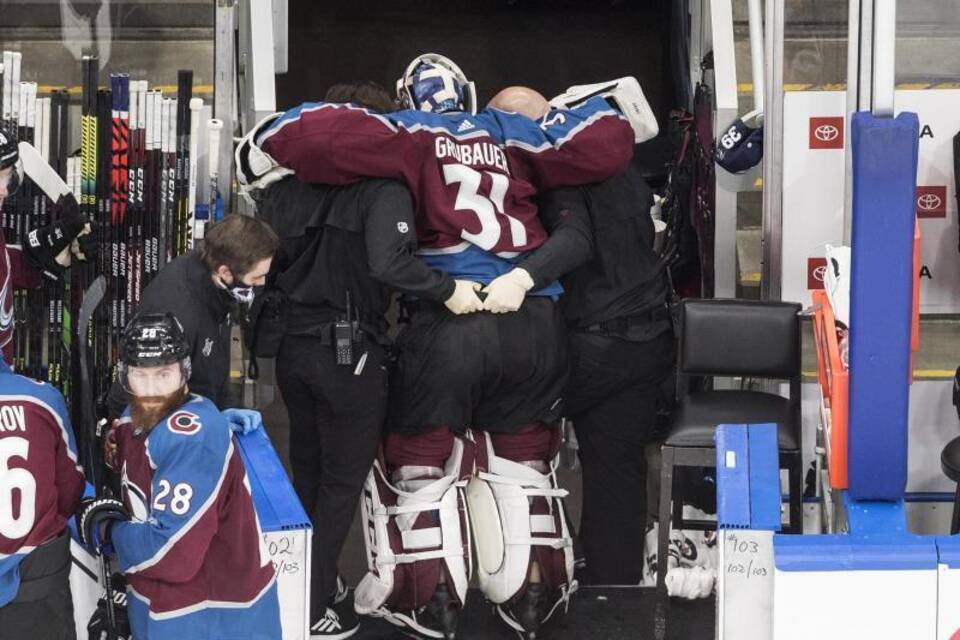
[{"left": 130, "top": 386, "right": 189, "bottom": 433}]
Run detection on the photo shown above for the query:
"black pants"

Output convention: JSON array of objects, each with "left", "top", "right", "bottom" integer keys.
[
  {"left": 391, "top": 297, "right": 567, "bottom": 435},
  {"left": 0, "top": 529, "right": 75, "bottom": 640},
  {"left": 565, "top": 330, "right": 675, "bottom": 585},
  {"left": 276, "top": 334, "right": 387, "bottom": 620}
]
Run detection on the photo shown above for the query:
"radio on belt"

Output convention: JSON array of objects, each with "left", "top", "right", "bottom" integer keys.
[{"left": 335, "top": 290, "right": 358, "bottom": 366}]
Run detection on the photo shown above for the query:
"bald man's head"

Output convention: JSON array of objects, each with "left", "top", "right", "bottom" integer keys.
[{"left": 488, "top": 87, "right": 550, "bottom": 120}]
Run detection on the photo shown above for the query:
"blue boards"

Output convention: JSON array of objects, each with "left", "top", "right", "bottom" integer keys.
[{"left": 847, "top": 111, "right": 919, "bottom": 501}]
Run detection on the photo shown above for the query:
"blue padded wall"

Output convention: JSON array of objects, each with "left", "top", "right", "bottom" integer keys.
[{"left": 847, "top": 111, "right": 919, "bottom": 501}]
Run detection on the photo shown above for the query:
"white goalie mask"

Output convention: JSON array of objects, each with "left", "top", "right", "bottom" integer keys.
[{"left": 396, "top": 53, "right": 477, "bottom": 115}]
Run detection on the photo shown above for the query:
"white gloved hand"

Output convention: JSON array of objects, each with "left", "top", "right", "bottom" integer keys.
[
  {"left": 444, "top": 280, "right": 484, "bottom": 315},
  {"left": 481, "top": 268, "right": 534, "bottom": 314}
]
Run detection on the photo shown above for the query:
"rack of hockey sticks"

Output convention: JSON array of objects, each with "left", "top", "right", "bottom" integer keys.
[{"left": 0, "top": 51, "right": 224, "bottom": 441}]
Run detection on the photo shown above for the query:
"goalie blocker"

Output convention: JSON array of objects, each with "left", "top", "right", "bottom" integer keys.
[{"left": 549, "top": 76, "right": 659, "bottom": 144}]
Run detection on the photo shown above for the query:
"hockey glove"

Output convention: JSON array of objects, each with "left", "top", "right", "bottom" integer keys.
[
  {"left": 77, "top": 497, "right": 129, "bottom": 552},
  {"left": 481, "top": 268, "right": 534, "bottom": 314},
  {"left": 87, "top": 573, "right": 131, "bottom": 640},
  {"left": 444, "top": 279, "right": 484, "bottom": 315},
  {"left": 24, "top": 193, "right": 93, "bottom": 279},
  {"left": 223, "top": 408, "right": 263, "bottom": 435}
]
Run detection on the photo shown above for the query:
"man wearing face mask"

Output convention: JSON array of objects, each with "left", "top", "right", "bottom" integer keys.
[{"left": 106, "top": 214, "right": 279, "bottom": 417}]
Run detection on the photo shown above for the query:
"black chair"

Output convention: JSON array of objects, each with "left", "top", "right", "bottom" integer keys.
[
  {"left": 656, "top": 298, "right": 804, "bottom": 594},
  {"left": 941, "top": 437, "right": 960, "bottom": 534}
]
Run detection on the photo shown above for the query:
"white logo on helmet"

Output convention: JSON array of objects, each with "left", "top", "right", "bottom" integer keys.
[
  {"left": 720, "top": 126, "right": 743, "bottom": 150},
  {"left": 917, "top": 193, "right": 942, "bottom": 211},
  {"left": 815, "top": 125, "right": 840, "bottom": 142}
]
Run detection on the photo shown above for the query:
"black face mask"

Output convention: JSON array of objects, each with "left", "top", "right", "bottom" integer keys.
[{"left": 215, "top": 275, "right": 257, "bottom": 304}]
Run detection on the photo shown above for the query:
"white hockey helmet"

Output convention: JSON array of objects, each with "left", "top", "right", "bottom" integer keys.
[{"left": 396, "top": 53, "right": 477, "bottom": 115}]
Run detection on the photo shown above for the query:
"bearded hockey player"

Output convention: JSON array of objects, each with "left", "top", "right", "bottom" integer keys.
[
  {"left": 0, "top": 131, "right": 97, "bottom": 366},
  {"left": 77, "top": 313, "right": 281, "bottom": 640},
  {"left": 0, "top": 337, "right": 85, "bottom": 638},
  {"left": 235, "top": 53, "right": 650, "bottom": 639}
]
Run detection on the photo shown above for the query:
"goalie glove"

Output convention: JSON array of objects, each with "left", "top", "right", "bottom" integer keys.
[
  {"left": 24, "top": 193, "right": 95, "bottom": 279},
  {"left": 87, "top": 573, "right": 131, "bottom": 640},
  {"left": 77, "top": 497, "right": 129, "bottom": 551},
  {"left": 235, "top": 113, "right": 293, "bottom": 198},
  {"left": 549, "top": 76, "right": 659, "bottom": 143},
  {"left": 481, "top": 268, "right": 533, "bottom": 314}
]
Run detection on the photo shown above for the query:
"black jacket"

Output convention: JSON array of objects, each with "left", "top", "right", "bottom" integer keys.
[
  {"left": 524, "top": 164, "right": 670, "bottom": 332},
  {"left": 107, "top": 251, "right": 235, "bottom": 417},
  {"left": 254, "top": 177, "right": 454, "bottom": 333}
]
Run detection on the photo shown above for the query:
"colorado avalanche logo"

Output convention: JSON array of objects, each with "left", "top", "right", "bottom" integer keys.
[
  {"left": 121, "top": 462, "right": 150, "bottom": 522},
  {"left": 167, "top": 410, "right": 202, "bottom": 435}
]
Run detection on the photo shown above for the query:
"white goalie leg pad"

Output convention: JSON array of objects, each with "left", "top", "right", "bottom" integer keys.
[
  {"left": 549, "top": 76, "right": 659, "bottom": 144},
  {"left": 468, "top": 432, "right": 574, "bottom": 604},
  {"left": 355, "top": 437, "right": 471, "bottom": 620}
]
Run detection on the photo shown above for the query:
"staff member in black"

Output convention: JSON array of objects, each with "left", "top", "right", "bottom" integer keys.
[
  {"left": 491, "top": 87, "right": 675, "bottom": 586},
  {"left": 106, "top": 214, "right": 279, "bottom": 417},
  {"left": 248, "top": 82, "right": 475, "bottom": 639}
]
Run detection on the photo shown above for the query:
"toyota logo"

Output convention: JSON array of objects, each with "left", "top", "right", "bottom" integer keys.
[
  {"left": 917, "top": 193, "right": 942, "bottom": 211},
  {"left": 814, "top": 125, "right": 840, "bottom": 142},
  {"left": 812, "top": 265, "right": 828, "bottom": 282}
]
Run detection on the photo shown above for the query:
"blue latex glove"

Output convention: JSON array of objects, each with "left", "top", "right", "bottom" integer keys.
[{"left": 223, "top": 408, "right": 263, "bottom": 435}]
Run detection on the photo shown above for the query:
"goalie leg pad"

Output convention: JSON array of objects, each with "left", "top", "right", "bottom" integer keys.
[
  {"left": 549, "top": 76, "right": 659, "bottom": 144},
  {"left": 469, "top": 428, "right": 574, "bottom": 605},
  {"left": 355, "top": 429, "right": 474, "bottom": 637}
]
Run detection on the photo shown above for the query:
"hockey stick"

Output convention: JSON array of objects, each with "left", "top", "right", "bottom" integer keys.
[
  {"left": 78, "top": 275, "right": 122, "bottom": 635},
  {"left": 200, "top": 118, "right": 223, "bottom": 240},
  {"left": 186, "top": 98, "right": 201, "bottom": 249}
]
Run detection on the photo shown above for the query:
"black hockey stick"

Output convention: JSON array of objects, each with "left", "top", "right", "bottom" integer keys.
[{"left": 78, "top": 275, "right": 122, "bottom": 635}]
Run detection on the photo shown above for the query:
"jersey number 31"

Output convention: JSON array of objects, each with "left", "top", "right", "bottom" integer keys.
[{"left": 443, "top": 164, "right": 528, "bottom": 251}]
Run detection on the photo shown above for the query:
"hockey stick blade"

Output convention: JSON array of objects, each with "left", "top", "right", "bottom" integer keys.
[{"left": 18, "top": 140, "right": 71, "bottom": 200}]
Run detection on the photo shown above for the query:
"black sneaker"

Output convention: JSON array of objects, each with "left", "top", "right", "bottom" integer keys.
[{"left": 310, "top": 600, "right": 359, "bottom": 639}]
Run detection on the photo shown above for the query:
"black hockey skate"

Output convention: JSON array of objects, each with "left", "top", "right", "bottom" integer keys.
[
  {"left": 497, "top": 582, "right": 548, "bottom": 639},
  {"left": 422, "top": 582, "right": 459, "bottom": 639},
  {"left": 396, "top": 582, "right": 459, "bottom": 640}
]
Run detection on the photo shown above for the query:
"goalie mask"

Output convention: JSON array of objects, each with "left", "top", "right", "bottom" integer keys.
[
  {"left": 0, "top": 128, "right": 23, "bottom": 198},
  {"left": 397, "top": 53, "right": 477, "bottom": 115}
]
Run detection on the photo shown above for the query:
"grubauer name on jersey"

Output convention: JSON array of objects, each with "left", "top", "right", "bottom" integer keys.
[
  {"left": 111, "top": 395, "right": 279, "bottom": 638},
  {"left": 256, "top": 96, "right": 633, "bottom": 286},
  {"left": 0, "top": 360, "right": 84, "bottom": 606}
]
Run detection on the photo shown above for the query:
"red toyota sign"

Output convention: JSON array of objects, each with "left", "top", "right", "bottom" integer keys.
[
  {"left": 809, "top": 117, "right": 844, "bottom": 150},
  {"left": 916, "top": 185, "right": 947, "bottom": 219},
  {"left": 807, "top": 257, "right": 828, "bottom": 290}
]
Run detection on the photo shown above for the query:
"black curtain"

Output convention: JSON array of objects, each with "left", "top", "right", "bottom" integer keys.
[{"left": 278, "top": 0, "right": 679, "bottom": 172}]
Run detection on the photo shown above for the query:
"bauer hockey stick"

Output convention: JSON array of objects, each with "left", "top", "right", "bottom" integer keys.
[{"left": 78, "top": 275, "right": 123, "bottom": 635}]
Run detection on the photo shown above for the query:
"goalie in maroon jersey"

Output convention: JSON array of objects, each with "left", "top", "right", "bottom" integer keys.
[{"left": 237, "top": 53, "right": 656, "bottom": 639}]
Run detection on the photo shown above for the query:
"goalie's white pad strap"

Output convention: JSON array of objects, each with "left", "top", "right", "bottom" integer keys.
[
  {"left": 355, "top": 438, "right": 471, "bottom": 616},
  {"left": 469, "top": 433, "right": 575, "bottom": 604},
  {"left": 549, "top": 76, "right": 659, "bottom": 143}
]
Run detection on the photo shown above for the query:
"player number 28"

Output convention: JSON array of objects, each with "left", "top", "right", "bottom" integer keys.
[
  {"left": 153, "top": 479, "right": 194, "bottom": 516},
  {"left": 443, "top": 164, "right": 528, "bottom": 251},
  {"left": 0, "top": 437, "right": 36, "bottom": 539}
]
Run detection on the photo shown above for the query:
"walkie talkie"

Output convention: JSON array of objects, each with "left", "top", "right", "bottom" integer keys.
[{"left": 335, "top": 291, "right": 354, "bottom": 366}]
